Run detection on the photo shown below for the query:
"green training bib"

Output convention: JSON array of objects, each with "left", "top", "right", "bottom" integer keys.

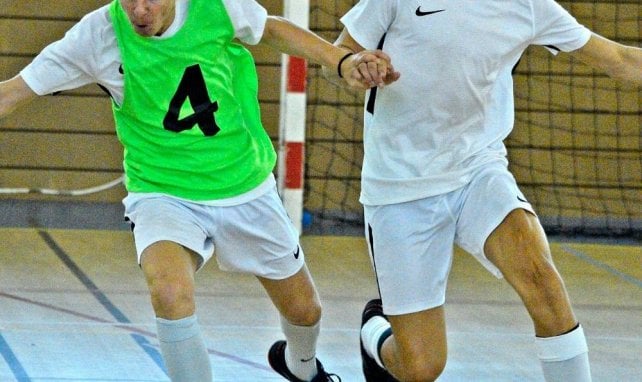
[{"left": 109, "top": 0, "right": 275, "bottom": 200}]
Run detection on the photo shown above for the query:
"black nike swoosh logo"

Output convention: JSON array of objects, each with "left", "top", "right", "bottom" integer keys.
[
  {"left": 416, "top": 7, "right": 445, "bottom": 16},
  {"left": 293, "top": 246, "right": 300, "bottom": 259},
  {"left": 300, "top": 356, "right": 315, "bottom": 363},
  {"left": 517, "top": 195, "right": 528, "bottom": 203}
]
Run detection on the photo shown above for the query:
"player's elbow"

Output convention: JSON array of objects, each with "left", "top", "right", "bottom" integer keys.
[
  {"left": 0, "top": 94, "right": 22, "bottom": 119},
  {"left": 261, "top": 16, "right": 288, "bottom": 44},
  {"left": 0, "top": 76, "right": 37, "bottom": 118},
  {"left": 590, "top": 43, "right": 642, "bottom": 84},
  {"left": 608, "top": 46, "right": 642, "bottom": 84},
  {"left": 0, "top": 93, "right": 16, "bottom": 119}
]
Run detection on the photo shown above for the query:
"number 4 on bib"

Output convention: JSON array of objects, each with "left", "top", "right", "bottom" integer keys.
[{"left": 163, "top": 64, "right": 220, "bottom": 136}]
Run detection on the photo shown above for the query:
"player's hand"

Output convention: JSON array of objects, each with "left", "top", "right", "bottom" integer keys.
[{"left": 341, "top": 50, "right": 400, "bottom": 90}]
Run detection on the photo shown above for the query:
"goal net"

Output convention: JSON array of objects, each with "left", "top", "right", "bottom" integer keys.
[{"left": 302, "top": 0, "right": 641, "bottom": 237}]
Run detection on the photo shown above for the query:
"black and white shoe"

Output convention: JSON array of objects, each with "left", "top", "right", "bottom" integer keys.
[
  {"left": 268, "top": 340, "right": 341, "bottom": 382},
  {"left": 360, "top": 299, "right": 398, "bottom": 382}
]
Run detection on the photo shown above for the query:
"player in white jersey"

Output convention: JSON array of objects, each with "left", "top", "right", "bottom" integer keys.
[
  {"left": 0, "top": 1, "right": 393, "bottom": 381},
  {"left": 323, "top": 0, "right": 642, "bottom": 381}
]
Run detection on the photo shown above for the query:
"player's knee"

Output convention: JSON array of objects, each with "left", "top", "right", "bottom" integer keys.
[
  {"left": 514, "top": 247, "right": 557, "bottom": 284},
  {"left": 512, "top": 253, "right": 565, "bottom": 304},
  {"left": 146, "top": 273, "right": 196, "bottom": 319},
  {"left": 399, "top": 357, "right": 446, "bottom": 382},
  {"left": 285, "top": 299, "right": 322, "bottom": 326},
  {"left": 502, "top": 226, "right": 557, "bottom": 288}
]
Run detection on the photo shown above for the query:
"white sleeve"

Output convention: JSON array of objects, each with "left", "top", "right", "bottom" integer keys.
[
  {"left": 340, "top": 0, "right": 397, "bottom": 50},
  {"left": 530, "top": 0, "right": 591, "bottom": 54},
  {"left": 19, "top": 7, "right": 110, "bottom": 95},
  {"left": 222, "top": 0, "right": 268, "bottom": 45}
]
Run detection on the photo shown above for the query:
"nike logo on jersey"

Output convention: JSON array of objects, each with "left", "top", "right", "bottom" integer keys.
[
  {"left": 517, "top": 195, "right": 528, "bottom": 203},
  {"left": 293, "top": 246, "right": 300, "bottom": 259},
  {"left": 416, "top": 7, "right": 445, "bottom": 16},
  {"left": 300, "top": 356, "right": 315, "bottom": 363}
]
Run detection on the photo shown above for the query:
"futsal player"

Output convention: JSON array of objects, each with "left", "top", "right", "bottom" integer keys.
[{"left": 323, "top": 0, "right": 641, "bottom": 381}]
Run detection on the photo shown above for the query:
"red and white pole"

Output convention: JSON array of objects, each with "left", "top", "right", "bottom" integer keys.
[{"left": 278, "top": 0, "right": 309, "bottom": 234}]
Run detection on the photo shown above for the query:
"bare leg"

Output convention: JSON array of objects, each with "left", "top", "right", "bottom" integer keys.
[
  {"left": 141, "top": 241, "right": 211, "bottom": 382},
  {"left": 258, "top": 265, "right": 322, "bottom": 326},
  {"left": 259, "top": 265, "right": 323, "bottom": 380},
  {"left": 484, "top": 209, "right": 576, "bottom": 336},
  {"left": 141, "top": 240, "right": 200, "bottom": 319},
  {"left": 485, "top": 209, "right": 591, "bottom": 381},
  {"left": 380, "top": 307, "right": 448, "bottom": 382}
]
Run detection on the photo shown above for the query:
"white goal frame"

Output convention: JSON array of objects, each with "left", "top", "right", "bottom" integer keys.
[{"left": 277, "top": 0, "right": 310, "bottom": 234}]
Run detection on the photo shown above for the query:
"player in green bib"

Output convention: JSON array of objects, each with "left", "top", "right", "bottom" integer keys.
[
  {"left": 0, "top": 0, "right": 396, "bottom": 381},
  {"left": 109, "top": 0, "right": 275, "bottom": 200}
]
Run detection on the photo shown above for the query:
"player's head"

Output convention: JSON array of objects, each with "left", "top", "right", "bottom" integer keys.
[{"left": 120, "top": 0, "right": 176, "bottom": 37}]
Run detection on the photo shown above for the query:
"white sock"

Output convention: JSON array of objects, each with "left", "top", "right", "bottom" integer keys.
[
  {"left": 361, "top": 315, "right": 391, "bottom": 369},
  {"left": 156, "top": 315, "right": 212, "bottom": 382},
  {"left": 536, "top": 324, "right": 592, "bottom": 382},
  {"left": 280, "top": 315, "right": 320, "bottom": 381}
]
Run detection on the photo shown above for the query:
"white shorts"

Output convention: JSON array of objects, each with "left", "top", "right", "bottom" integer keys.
[
  {"left": 122, "top": 187, "right": 304, "bottom": 280},
  {"left": 364, "top": 163, "right": 535, "bottom": 315}
]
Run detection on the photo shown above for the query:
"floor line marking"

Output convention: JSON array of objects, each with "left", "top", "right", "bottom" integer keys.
[
  {"left": 37, "top": 230, "right": 166, "bottom": 373},
  {"left": 561, "top": 244, "right": 642, "bottom": 288},
  {"left": 0, "top": 291, "right": 271, "bottom": 372},
  {"left": 0, "top": 333, "right": 31, "bottom": 381}
]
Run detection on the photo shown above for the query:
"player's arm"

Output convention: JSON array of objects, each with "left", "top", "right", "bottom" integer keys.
[
  {"left": 568, "top": 32, "right": 642, "bottom": 85},
  {"left": 260, "top": 15, "right": 390, "bottom": 90},
  {"left": 322, "top": 28, "right": 400, "bottom": 87},
  {"left": 0, "top": 75, "right": 38, "bottom": 119}
]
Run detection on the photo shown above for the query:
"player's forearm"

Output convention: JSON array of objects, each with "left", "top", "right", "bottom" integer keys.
[
  {"left": 612, "top": 45, "right": 642, "bottom": 85},
  {"left": 322, "top": 29, "right": 360, "bottom": 86},
  {"left": 0, "top": 75, "right": 37, "bottom": 118},
  {"left": 261, "top": 16, "right": 348, "bottom": 71},
  {"left": 572, "top": 34, "right": 642, "bottom": 86},
  {"left": 262, "top": 17, "right": 394, "bottom": 90},
  {"left": 321, "top": 44, "right": 355, "bottom": 87}
]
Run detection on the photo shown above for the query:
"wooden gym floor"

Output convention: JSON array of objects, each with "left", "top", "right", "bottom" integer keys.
[{"left": 0, "top": 226, "right": 640, "bottom": 381}]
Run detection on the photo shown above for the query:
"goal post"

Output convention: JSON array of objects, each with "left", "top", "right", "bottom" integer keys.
[{"left": 277, "top": 0, "right": 310, "bottom": 234}]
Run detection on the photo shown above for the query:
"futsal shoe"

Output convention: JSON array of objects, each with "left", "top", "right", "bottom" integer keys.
[
  {"left": 361, "top": 299, "right": 399, "bottom": 382},
  {"left": 268, "top": 340, "right": 342, "bottom": 381}
]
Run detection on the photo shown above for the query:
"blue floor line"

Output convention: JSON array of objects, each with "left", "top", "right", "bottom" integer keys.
[
  {"left": 131, "top": 334, "right": 168, "bottom": 374},
  {"left": 0, "top": 334, "right": 30, "bottom": 382},
  {"left": 37, "top": 230, "right": 167, "bottom": 374},
  {"left": 562, "top": 244, "right": 642, "bottom": 289}
]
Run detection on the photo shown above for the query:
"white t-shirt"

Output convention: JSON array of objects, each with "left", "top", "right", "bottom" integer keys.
[
  {"left": 21, "top": 0, "right": 267, "bottom": 106},
  {"left": 341, "top": 0, "right": 591, "bottom": 206}
]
